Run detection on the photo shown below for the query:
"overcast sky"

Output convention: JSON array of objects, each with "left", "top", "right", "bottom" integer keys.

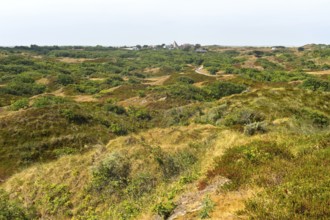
[{"left": 1, "top": 0, "right": 329, "bottom": 46}]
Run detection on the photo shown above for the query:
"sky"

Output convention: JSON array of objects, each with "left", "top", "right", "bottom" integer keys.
[{"left": 0, "top": 0, "right": 329, "bottom": 46}]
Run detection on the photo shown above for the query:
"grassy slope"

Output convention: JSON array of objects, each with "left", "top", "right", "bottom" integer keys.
[
  {"left": 0, "top": 46, "right": 330, "bottom": 219},
  {"left": 1, "top": 84, "right": 329, "bottom": 219}
]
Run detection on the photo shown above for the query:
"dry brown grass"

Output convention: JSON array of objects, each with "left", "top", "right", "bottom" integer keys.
[
  {"left": 144, "top": 67, "right": 160, "bottom": 74},
  {"left": 144, "top": 75, "right": 171, "bottom": 86},
  {"left": 89, "top": 78, "right": 106, "bottom": 81},
  {"left": 36, "top": 78, "right": 50, "bottom": 85},
  {"left": 307, "top": 70, "right": 330, "bottom": 75},
  {"left": 57, "top": 57, "right": 95, "bottom": 63}
]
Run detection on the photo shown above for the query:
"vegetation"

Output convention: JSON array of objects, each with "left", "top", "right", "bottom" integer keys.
[{"left": 0, "top": 45, "right": 329, "bottom": 219}]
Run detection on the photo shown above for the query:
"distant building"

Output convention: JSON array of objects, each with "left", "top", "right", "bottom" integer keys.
[{"left": 173, "top": 41, "right": 179, "bottom": 49}]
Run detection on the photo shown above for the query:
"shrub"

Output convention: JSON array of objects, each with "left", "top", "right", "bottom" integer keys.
[
  {"left": 224, "top": 109, "right": 265, "bottom": 126},
  {"left": 110, "top": 123, "right": 128, "bottom": 135},
  {"left": 244, "top": 122, "right": 268, "bottom": 136},
  {"left": 0, "top": 189, "right": 35, "bottom": 220},
  {"left": 205, "top": 82, "right": 246, "bottom": 99},
  {"left": 128, "top": 107, "right": 152, "bottom": 121},
  {"left": 301, "top": 78, "right": 330, "bottom": 92},
  {"left": 104, "top": 103, "right": 126, "bottom": 115},
  {"left": 210, "top": 142, "right": 293, "bottom": 189},
  {"left": 60, "top": 109, "right": 90, "bottom": 124},
  {"left": 199, "top": 196, "right": 215, "bottom": 219},
  {"left": 105, "top": 76, "right": 124, "bottom": 87},
  {"left": 153, "top": 200, "right": 176, "bottom": 219},
  {"left": 4, "top": 82, "right": 46, "bottom": 96},
  {"left": 177, "top": 76, "right": 195, "bottom": 84},
  {"left": 10, "top": 98, "right": 29, "bottom": 110},
  {"left": 32, "top": 96, "right": 67, "bottom": 108},
  {"left": 91, "top": 153, "right": 131, "bottom": 193},
  {"left": 57, "top": 74, "right": 74, "bottom": 85}
]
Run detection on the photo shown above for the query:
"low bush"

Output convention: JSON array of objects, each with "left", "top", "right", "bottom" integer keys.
[
  {"left": 210, "top": 141, "right": 293, "bottom": 189},
  {"left": 10, "top": 98, "right": 29, "bottom": 110},
  {"left": 32, "top": 96, "right": 68, "bottom": 108},
  {"left": 244, "top": 121, "right": 268, "bottom": 136},
  {"left": 224, "top": 109, "right": 265, "bottom": 127},
  {"left": 91, "top": 153, "right": 131, "bottom": 193},
  {"left": 0, "top": 189, "right": 36, "bottom": 219},
  {"left": 301, "top": 78, "right": 330, "bottom": 92},
  {"left": 104, "top": 103, "right": 126, "bottom": 115},
  {"left": 204, "top": 81, "right": 246, "bottom": 99}
]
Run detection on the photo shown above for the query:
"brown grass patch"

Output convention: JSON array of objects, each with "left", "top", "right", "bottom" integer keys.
[
  {"left": 57, "top": 57, "right": 95, "bottom": 63},
  {"left": 36, "top": 78, "right": 50, "bottom": 85},
  {"left": 307, "top": 70, "right": 330, "bottom": 75},
  {"left": 144, "top": 75, "right": 171, "bottom": 86}
]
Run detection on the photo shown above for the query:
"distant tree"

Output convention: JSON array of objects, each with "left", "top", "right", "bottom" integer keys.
[
  {"left": 194, "top": 44, "right": 201, "bottom": 49},
  {"left": 298, "top": 47, "right": 305, "bottom": 52}
]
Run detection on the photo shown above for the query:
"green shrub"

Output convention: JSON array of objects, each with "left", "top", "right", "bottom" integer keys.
[
  {"left": 301, "top": 78, "right": 330, "bottom": 92},
  {"left": 104, "top": 103, "right": 126, "bottom": 115},
  {"left": 57, "top": 74, "right": 74, "bottom": 85},
  {"left": 4, "top": 81, "right": 46, "bottom": 96},
  {"left": 244, "top": 122, "right": 268, "bottom": 136},
  {"left": 244, "top": 145, "right": 330, "bottom": 219},
  {"left": 205, "top": 82, "right": 246, "bottom": 99},
  {"left": 0, "top": 189, "right": 35, "bottom": 220},
  {"left": 91, "top": 153, "right": 131, "bottom": 193},
  {"left": 110, "top": 123, "right": 128, "bottom": 135},
  {"left": 211, "top": 142, "right": 293, "bottom": 189},
  {"left": 128, "top": 107, "right": 152, "bottom": 121},
  {"left": 224, "top": 109, "right": 265, "bottom": 126},
  {"left": 40, "top": 184, "right": 73, "bottom": 216},
  {"left": 105, "top": 76, "right": 124, "bottom": 87},
  {"left": 32, "top": 96, "right": 67, "bottom": 108},
  {"left": 10, "top": 98, "right": 29, "bottom": 110},
  {"left": 199, "top": 195, "right": 215, "bottom": 219},
  {"left": 60, "top": 109, "right": 90, "bottom": 124},
  {"left": 153, "top": 200, "right": 176, "bottom": 219},
  {"left": 177, "top": 76, "right": 195, "bottom": 84}
]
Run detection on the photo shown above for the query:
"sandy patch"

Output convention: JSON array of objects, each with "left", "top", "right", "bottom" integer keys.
[
  {"left": 307, "top": 70, "right": 330, "bottom": 75},
  {"left": 36, "top": 78, "right": 50, "bottom": 85},
  {"left": 144, "top": 67, "right": 160, "bottom": 74},
  {"left": 144, "top": 75, "right": 171, "bottom": 86},
  {"left": 58, "top": 57, "right": 95, "bottom": 63}
]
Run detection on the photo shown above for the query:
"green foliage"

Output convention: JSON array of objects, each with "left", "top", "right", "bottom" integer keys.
[
  {"left": 40, "top": 184, "right": 73, "bottom": 216},
  {"left": 104, "top": 103, "right": 126, "bottom": 115},
  {"left": 91, "top": 153, "right": 131, "bottom": 193},
  {"left": 211, "top": 141, "right": 293, "bottom": 189},
  {"left": 301, "top": 78, "right": 330, "bottom": 91},
  {"left": 153, "top": 200, "right": 176, "bottom": 219},
  {"left": 110, "top": 123, "right": 128, "bottom": 135},
  {"left": 60, "top": 109, "right": 90, "bottom": 124},
  {"left": 1, "top": 81, "right": 46, "bottom": 96},
  {"left": 240, "top": 70, "right": 310, "bottom": 82},
  {"left": 10, "top": 98, "right": 29, "bottom": 110},
  {"left": 244, "top": 137, "right": 330, "bottom": 219},
  {"left": 224, "top": 109, "right": 265, "bottom": 126},
  {"left": 177, "top": 76, "right": 195, "bottom": 84},
  {"left": 152, "top": 146, "right": 198, "bottom": 179},
  {"left": 57, "top": 74, "right": 74, "bottom": 85},
  {"left": 0, "top": 190, "right": 35, "bottom": 220},
  {"left": 204, "top": 81, "right": 246, "bottom": 99},
  {"left": 105, "top": 75, "right": 124, "bottom": 87},
  {"left": 32, "top": 96, "right": 68, "bottom": 108},
  {"left": 199, "top": 195, "right": 215, "bottom": 219},
  {"left": 244, "top": 121, "right": 268, "bottom": 136},
  {"left": 128, "top": 107, "right": 152, "bottom": 121}
]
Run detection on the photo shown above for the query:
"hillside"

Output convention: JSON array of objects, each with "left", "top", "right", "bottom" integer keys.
[{"left": 0, "top": 45, "right": 329, "bottom": 219}]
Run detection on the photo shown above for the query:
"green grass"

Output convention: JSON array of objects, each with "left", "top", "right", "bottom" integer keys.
[{"left": 0, "top": 45, "right": 330, "bottom": 219}]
